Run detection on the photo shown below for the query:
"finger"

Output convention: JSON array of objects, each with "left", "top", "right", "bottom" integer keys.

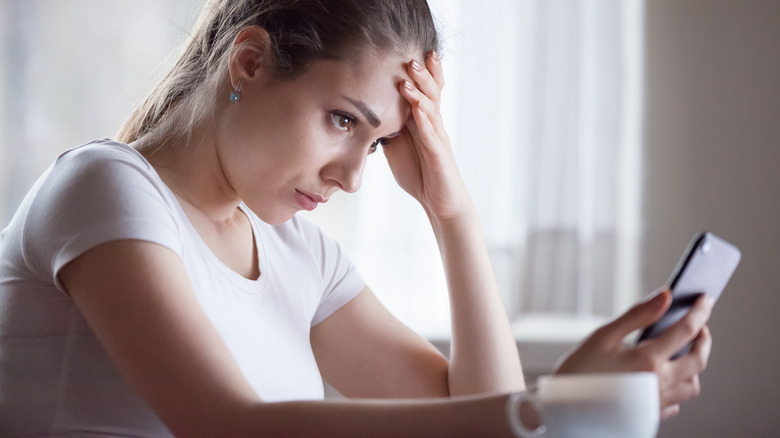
[
  {"left": 662, "top": 325, "right": 711, "bottom": 385},
  {"left": 661, "top": 375, "right": 701, "bottom": 408},
  {"left": 649, "top": 294, "right": 713, "bottom": 359},
  {"left": 660, "top": 404, "right": 680, "bottom": 421},
  {"left": 591, "top": 289, "right": 671, "bottom": 346},
  {"left": 400, "top": 80, "right": 447, "bottom": 140},
  {"left": 690, "top": 325, "right": 712, "bottom": 371},
  {"left": 382, "top": 127, "right": 422, "bottom": 179},
  {"left": 664, "top": 352, "right": 705, "bottom": 391},
  {"left": 390, "top": 98, "right": 429, "bottom": 161},
  {"left": 426, "top": 51, "right": 445, "bottom": 89},
  {"left": 408, "top": 59, "right": 441, "bottom": 105},
  {"left": 400, "top": 76, "right": 439, "bottom": 118},
  {"left": 408, "top": 100, "right": 439, "bottom": 157}
]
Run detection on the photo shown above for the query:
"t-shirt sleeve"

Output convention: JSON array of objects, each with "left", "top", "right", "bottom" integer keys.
[
  {"left": 22, "top": 143, "right": 183, "bottom": 295},
  {"left": 292, "top": 216, "right": 366, "bottom": 327}
]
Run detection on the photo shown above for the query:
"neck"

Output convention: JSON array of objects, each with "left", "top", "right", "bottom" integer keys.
[{"left": 132, "top": 119, "right": 242, "bottom": 223}]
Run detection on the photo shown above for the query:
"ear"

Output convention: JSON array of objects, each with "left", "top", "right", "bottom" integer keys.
[{"left": 227, "top": 26, "right": 273, "bottom": 89}]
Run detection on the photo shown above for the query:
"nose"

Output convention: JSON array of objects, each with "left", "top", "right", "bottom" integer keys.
[{"left": 322, "top": 149, "right": 366, "bottom": 193}]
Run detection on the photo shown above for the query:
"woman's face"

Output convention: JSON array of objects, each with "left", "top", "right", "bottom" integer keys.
[{"left": 217, "top": 53, "right": 413, "bottom": 224}]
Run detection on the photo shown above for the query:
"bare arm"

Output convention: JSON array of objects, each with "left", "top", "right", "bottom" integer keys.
[
  {"left": 59, "top": 240, "right": 259, "bottom": 433},
  {"left": 311, "top": 287, "right": 451, "bottom": 398},
  {"left": 429, "top": 208, "right": 526, "bottom": 395},
  {"left": 60, "top": 239, "right": 520, "bottom": 436},
  {"left": 61, "top": 240, "right": 709, "bottom": 434},
  {"left": 383, "top": 52, "right": 525, "bottom": 396}
]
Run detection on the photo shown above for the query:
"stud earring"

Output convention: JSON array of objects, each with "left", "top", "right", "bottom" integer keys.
[{"left": 229, "top": 81, "right": 242, "bottom": 102}]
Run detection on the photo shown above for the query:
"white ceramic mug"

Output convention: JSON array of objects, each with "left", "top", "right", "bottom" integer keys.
[{"left": 507, "top": 372, "right": 659, "bottom": 438}]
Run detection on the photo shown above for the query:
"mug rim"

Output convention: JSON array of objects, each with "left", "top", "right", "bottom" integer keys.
[
  {"left": 534, "top": 372, "right": 659, "bottom": 403},
  {"left": 537, "top": 371, "right": 657, "bottom": 384}
]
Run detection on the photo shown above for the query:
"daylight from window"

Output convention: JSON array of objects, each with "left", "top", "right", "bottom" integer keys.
[{"left": 0, "top": 0, "right": 644, "bottom": 341}]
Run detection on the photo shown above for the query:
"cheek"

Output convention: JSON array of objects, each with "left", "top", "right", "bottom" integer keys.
[
  {"left": 222, "top": 97, "right": 344, "bottom": 181},
  {"left": 228, "top": 108, "right": 320, "bottom": 160}
]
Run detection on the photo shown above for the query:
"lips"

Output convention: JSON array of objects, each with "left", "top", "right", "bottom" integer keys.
[{"left": 295, "top": 189, "right": 327, "bottom": 211}]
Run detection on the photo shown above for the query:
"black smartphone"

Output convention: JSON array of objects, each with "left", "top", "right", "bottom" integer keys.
[{"left": 636, "top": 232, "right": 741, "bottom": 359}]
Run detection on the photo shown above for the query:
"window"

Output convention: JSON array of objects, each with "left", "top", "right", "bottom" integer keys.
[
  {"left": 0, "top": 0, "right": 202, "bottom": 223},
  {"left": 307, "top": 0, "right": 646, "bottom": 346},
  {"left": 0, "top": 0, "right": 645, "bottom": 353}
]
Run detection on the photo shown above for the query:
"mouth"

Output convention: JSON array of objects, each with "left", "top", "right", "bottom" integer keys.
[{"left": 295, "top": 189, "right": 327, "bottom": 211}]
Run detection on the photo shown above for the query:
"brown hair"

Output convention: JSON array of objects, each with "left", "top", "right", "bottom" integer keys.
[{"left": 117, "top": 0, "right": 440, "bottom": 144}]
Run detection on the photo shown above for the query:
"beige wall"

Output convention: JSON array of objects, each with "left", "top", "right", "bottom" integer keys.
[{"left": 643, "top": 1, "right": 780, "bottom": 436}]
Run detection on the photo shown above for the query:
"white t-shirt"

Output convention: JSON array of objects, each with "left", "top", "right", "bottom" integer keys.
[{"left": 0, "top": 139, "right": 365, "bottom": 436}]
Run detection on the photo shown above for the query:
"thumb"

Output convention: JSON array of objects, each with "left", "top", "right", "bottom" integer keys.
[{"left": 595, "top": 289, "right": 671, "bottom": 346}]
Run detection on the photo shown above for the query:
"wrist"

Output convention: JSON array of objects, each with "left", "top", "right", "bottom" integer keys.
[{"left": 425, "top": 200, "right": 478, "bottom": 232}]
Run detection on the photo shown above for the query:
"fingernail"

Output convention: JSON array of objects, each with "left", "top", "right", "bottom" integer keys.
[
  {"left": 403, "top": 80, "right": 413, "bottom": 90},
  {"left": 654, "top": 289, "right": 671, "bottom": 306},
  {"left": 704, "top": 294, "right": 715, "bottom": 308},
  {"left": 431, "top": 50, "right": 439, "bottom": 61},
  {"left": 411, "top": 60, "right": 422, "bottom": 71}
]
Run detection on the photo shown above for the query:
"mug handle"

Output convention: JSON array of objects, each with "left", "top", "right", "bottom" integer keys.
[{"left": 506, "top": 392, "right": 547, "bottom": 437}]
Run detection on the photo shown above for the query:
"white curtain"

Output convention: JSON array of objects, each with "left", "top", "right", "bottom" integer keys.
[
  {"left": 0, "top": 0, "right": 203, "bottom": 224},
  {"left": 313, "top": 0, "right": 645, "bottom": 339},
  {"left": 0, "top": 0, "right": 644, "bottom": 341}
]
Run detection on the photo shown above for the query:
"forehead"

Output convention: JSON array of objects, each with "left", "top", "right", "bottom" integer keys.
[
  {"left": 309, "top": 52, "right": 412, "bottom": 85},
  {"left": 295, "top": 54, "right": 415, "bottom": 129}
]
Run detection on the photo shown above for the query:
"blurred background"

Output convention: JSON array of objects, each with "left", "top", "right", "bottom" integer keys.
[{"left": 1, "top": 0, "right": 778, "bottom": 435}]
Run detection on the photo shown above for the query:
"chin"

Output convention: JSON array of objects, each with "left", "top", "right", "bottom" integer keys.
[{"left": 252, "top": 208, "right": 297, "bottom": 225}]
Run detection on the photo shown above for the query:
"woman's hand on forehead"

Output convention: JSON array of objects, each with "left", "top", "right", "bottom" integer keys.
[{"left": 381, "top": 51, "right": 474, "bottom": 224}]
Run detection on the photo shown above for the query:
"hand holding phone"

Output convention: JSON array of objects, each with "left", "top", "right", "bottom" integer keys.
[{"left": 636, "top": 232, "right": 741, "bottom": 359}]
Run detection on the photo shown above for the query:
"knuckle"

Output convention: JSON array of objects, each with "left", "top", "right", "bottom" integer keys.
[
  {"left": 626, "top": 302, "right": 650, "bottom": 320},
  {"left": 631, "top": 352, "right": 658, "bottom": 372},
  {"left": 691, "top": 380, "right": 701, "bottom": 398},
  {"left": 680, "top": 318, "right": 699, "bottom": 338},
  {"left": 587, "top": 326, "right": 609, "bottom": 345},
  {"left": 661, "top": 404, "right": 680, "bottom": 420},
  {"left": 695, "top": 354, "right": 709, "bottom": 372}
]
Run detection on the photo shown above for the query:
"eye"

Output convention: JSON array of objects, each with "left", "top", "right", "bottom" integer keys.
[
  {"left": 369, "top": 137, "right": 394, "bottom": 155},
  {"left": 368, "top": 139, "right": 381, "bottom": 155},
  {"left": 330, "top": 112, "right": 355, "bottom": 132}
]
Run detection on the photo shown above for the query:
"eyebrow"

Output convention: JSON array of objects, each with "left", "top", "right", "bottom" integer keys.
[{"left": 346, "top": 98, "right": 381, "bottom": 128}]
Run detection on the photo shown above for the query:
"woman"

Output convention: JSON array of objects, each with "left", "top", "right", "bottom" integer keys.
[{"left": 0, "top": 0, "right": 712, "bottom": 436}]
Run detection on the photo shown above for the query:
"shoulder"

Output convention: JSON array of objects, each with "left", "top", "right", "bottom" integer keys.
[
  {"left": 25, "top": 138, "right": 179, "bottom": 235},
  {"left": 20, "top": 139, "right": 184, "bottom": 283},
  {"left": 53, "top": 138, "right": 157, "bottom": 179},
  {"left": 34, "top": 138, "right": 172, "bottom": 205},
  {"left": 27, "top": 139, "right": 163, "bottom": 206}
]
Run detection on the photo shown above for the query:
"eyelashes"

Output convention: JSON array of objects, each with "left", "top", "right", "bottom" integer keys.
[
  {"left": 369, "top": 139, "right": 382, "bottom": 155},
  {"left": 330, "top": 112, "right": 355, "bottom": 132},
  {"left": 369, "top": 137, "right": 396, "bottom": 154}
]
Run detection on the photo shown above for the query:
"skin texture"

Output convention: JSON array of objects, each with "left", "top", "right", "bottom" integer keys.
[{"left": 58, "top": 26, "right": 712, "bottom": 436}]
